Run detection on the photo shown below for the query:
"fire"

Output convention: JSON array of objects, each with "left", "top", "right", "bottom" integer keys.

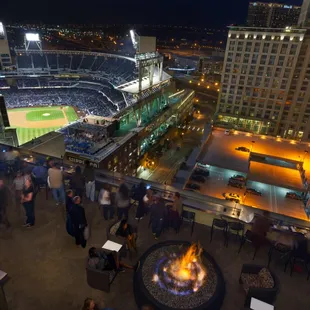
[{"left": 168, "top": 243, "right": 206, "bottom": 283}]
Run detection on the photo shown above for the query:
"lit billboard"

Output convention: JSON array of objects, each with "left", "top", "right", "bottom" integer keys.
[{"left": 25, "top": 33, "right": 40, "bottom": 42}]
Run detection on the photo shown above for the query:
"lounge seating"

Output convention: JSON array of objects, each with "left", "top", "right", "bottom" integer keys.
[
  {"left": 239, "top": 264, "right": 279, "bottom": 307},
  {"left": 106, "top": 219, "right": 138, "bottom": 257},
  {"left": 85, "top": 257, "right": 117, "bottom": 293}
]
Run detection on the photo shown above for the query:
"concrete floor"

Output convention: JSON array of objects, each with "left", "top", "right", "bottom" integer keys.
[{"left": 1, "top": 190, "right": 310, "bottom": 310}]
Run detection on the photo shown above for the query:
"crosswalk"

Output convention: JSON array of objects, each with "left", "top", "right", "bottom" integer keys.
[{"left": 177, "top": 125, "right": 204, "bottom": 132}]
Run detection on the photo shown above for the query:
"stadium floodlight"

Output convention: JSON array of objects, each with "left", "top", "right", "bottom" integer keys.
[
  {"left": 130, "top": 29, "right": 138, "bottom": 50},
  {"left": 25, "top": 33, "right": 40, "bottom": 42},
  {"left": 0, "top": 22, "right": 4, "bottom": 36},
  {"left": 24, "top": 33, "right": 42, "bottom": 51}
]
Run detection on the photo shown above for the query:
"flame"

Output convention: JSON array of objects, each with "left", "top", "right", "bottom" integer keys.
[{"left": 168, "top": 243, "right": 206, "bottom": 282}]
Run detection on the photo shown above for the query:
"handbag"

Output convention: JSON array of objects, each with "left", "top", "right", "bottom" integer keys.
[{"left": 83, "top": 225, "right": 90, "bottom": 240}]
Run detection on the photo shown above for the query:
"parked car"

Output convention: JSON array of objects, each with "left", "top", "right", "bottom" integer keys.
[
  {"left": 228, "top": 180, "right": 244, "bottom": 189},
  {"left": 186, "top": 183, "right": 201, "bottom": 191},
  {"left": 235, "top": 146, "right": 250, "bottom": 153},
  {"left": 246, "top": 188, "right": 262, "bottom": 196},
  {"left": 223, "top": 192, "right": 242, "bottom": 203},
  {"left": 230, "top": 174, "right": 246, "bottom": 182},
  {"left": 190, "top": 174, "right": 206, "bottom": 183},
  {"left": 194, "top": 169, "right": 210, "bottom": 177},
  {"left": 286, "top": 192, "right": 303, "bottom": 200},
  {"left": 224, "top": 129, "right": 231, "bottom": 135}
]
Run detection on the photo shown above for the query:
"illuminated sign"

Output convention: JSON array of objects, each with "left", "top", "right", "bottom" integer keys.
[
  {"left": 67, "top": 156, "right": 99, "bottom": 168},
  {"left": 25, "top": 33, "right": 40, "bottom": 42}
]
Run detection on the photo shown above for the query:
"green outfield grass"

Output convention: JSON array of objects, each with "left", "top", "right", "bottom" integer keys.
[
  {"left": 8, "top": 106, "right": 78, "bottom": 145},
  {"left": 64, "top": 106, "right": 78, "bottom": 122},
  {"left": 16, "top": 127, "right": 61, "bottom": 145},
  {"left": 26, "top": 109, "right": 64, "bottom": 121}
]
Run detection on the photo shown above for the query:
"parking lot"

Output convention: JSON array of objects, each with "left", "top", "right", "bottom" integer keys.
[
  {"left": 248, "top": 161, "right": 304, "bottom": 191},
  {"left": 197, "top": 129, "right": 251, "bottom": 173},
  {"left": 198, "top": 128, "right": 310, "bottom": 176},
  {"left": 185, "top": 165, "right": 308, "bottom": 221}
]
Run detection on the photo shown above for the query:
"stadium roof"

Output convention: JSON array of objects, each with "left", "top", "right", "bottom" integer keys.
[{"left": 116, "top": 71, "right": 171, "bottom": 94}]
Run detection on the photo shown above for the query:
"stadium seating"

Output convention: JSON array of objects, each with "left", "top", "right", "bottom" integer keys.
[
  {"left": 16, "top": 51, "right": 137, "bottom": 87},
  {"left": 60, "top": 122, "right": 109, "bottom": 155}
]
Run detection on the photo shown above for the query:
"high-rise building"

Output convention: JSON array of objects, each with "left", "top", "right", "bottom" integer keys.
[
  {"left": 247, "top": 2, "right": 301, "bottom": 28},
  {"left": 0, "top": 22, "right": 12, "bottom": 69},
  {"left": 299, "top": 0, "right": 310, "bottom": 27},
  {"left": 216, "top": 26, "right": 310, "bottom": 141}
]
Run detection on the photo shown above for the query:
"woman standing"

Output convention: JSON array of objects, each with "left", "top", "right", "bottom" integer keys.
[
  {"left": 70, "top": 196, "right": 88, "bottom": 248},
  {"left": 98, "top": 185, "right": 114, "bottom": 220},
  {"left": 70, "top": 166, "right": 85, "bottom": 200},
  {"left": 115, "top": 183, "right": 130, "bottom": 220},
  {"left": 21, "top": 178, "right": 35, "bottom": 227}
]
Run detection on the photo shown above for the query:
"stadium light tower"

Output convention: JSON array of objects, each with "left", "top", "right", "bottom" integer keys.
[
  {"left": 130, "top": 29, "right": 139, "bottom": 51},
  {"left": 24, "top": 33, "right": 42, "bottom": 52}
]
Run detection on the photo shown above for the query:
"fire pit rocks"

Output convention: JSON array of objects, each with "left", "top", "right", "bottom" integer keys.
[{"left": 134, "top": 241, "right": 225, "bottom": 310}]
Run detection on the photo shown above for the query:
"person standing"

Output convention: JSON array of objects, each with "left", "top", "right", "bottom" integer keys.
[
  {"left": 150, "top": 194, "right": 167, "bottom": 240},
  {"left": 99, "top": 185, "right": 114, "bottom": 220},
  {"left": 70, "top": 196, "right": 87, "bottom": 248},
  {"left": 134, "top": 182, "right": 147, "bottom": 220},
  {"left": 48, "top": 162, "right": 65, "bottom": 206},
  {"left": 115, "top": 183, "right": 130, "bottom": 220},
  {"left": 12, "top": 171, "right": 25, "bottom": 212},
  {"left": 0, "top": 178, "right": 10, "bottom": 228},
  {"left": 70, "top": 166, "right": 85, "bottom": 200},
  {"left": 168, "top": 192, "right": 183, "bottom": 232},
  {"left": 32, "top": 162, "right": 47, "bottom": 192},
  {"left": 83, "top": 160, "right": 95, "bottom": 201},
  {"left": 21, "top": 178, "right": 35, "bottom": 227}
]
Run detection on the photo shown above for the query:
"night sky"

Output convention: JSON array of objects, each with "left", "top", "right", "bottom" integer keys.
[{"left": 0, "top": 0, "right": 304, "bottom": 26}]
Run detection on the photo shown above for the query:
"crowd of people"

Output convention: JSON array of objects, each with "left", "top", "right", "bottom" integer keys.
[
  {"left": 3, "top": 87, "right": 119, "bottom": 117},
  {"left": 0, "top": 150, "right": 185, "bottom": 310},
  {"left": 61, "top": 122, "right": 108, "bottom": 155},
  {"left": 17, "top": 53, "right": 136, "bottom": 85}
]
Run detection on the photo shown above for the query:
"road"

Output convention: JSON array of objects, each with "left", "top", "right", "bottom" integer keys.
[{"left": 138, "top": 101, "right": 211, "bottom": 184}]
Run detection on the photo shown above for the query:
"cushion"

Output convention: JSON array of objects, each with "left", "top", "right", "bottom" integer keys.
[
  {"left": 109, "top": 221, "right": 121, "bottom": 236},
  {"left": 258, "top": 268, "right": 274, "bottom": 289},
  {"left": 241, "top": 273, "right": 261, "bottom": 293}
]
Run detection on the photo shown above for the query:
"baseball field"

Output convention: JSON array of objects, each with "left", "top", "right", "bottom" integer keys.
[{"left": 7, "top": 106, "right": 78, "bottom": 145}]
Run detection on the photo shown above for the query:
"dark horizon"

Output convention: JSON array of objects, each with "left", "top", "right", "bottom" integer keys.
[{"left": 0, "top": 0, "right": 303, "bottom": 28}]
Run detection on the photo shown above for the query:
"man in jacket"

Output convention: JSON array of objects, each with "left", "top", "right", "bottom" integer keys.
[
  {"left": 150, "top": 193, "right": 167, "bottom": 239},
  {"left": 48, "top": 162, "right": 65, "bottom": 206}
]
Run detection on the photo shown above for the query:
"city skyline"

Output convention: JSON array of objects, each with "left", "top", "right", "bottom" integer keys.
[{"left": 0, "top": 0, "right": 303, "bottom": 27}]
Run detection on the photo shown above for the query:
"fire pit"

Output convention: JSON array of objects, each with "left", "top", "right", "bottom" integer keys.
[{"left": 134, "top": 241, "right": 225, "bottom": 310}]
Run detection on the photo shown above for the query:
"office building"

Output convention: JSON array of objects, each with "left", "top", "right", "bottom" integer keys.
[
  {"left": 0, "top": 22, "right": 12, "bottom": 69},
  {"left": 299, "top": 0, "right": 310, "bottom": 27},
  {"left": 247, "top": 2, "right": 301, "bottom": 28},
  {"left": 216, "top": 26, "right": 310, "bottom": 141}
]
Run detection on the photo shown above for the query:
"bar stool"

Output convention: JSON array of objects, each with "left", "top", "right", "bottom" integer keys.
[
  {"left": 210, "top": 218, "right": 228, "bottom": 245},
  {"left": 226, "top": 221, "right": 244, "bottom": 247}
]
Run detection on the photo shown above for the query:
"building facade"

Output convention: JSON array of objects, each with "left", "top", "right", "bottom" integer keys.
[
  {"left": 0, "top": 22, "right": 12, "bottom": 69},
  {"left": 247, "top": 2, "right": 301, "bottom": 28},
  {"left": 299, "top": 0, "right": 310, "bottom": 27},
  {"left": 216, "top": 26, "right": 310, "bottom": 141}
]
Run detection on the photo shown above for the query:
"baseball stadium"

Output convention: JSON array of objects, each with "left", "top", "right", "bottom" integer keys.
[{"left": 0, "top": 28, "right": 195, "bottom": 169}]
